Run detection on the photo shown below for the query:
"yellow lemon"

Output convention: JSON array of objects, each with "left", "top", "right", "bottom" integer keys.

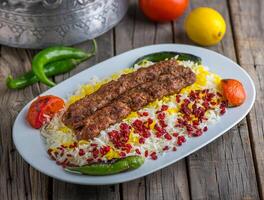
[{"left": 184, "top": 7, "right": 226, "bottom": 46}]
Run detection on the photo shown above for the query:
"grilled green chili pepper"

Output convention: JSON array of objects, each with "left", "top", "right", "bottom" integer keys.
[
  {"left": 32, "top": 39, "right": 97, "bottom": 87},
  {"left": 133, "top": 51, "right": 202, "bottom": 67},
  {"left": 6, "top": 40, "right": 97, "bottom": 89},
  {"left": 65, "top": 156, "right": 145, "bottom": 176}
]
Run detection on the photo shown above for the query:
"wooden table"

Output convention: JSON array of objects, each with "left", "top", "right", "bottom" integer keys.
[{"left": 0, "top": 0, "right": 263, "bottom": 199}]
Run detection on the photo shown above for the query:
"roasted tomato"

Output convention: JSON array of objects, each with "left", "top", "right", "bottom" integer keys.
[
  {"left": 139, "top": 0, "right": 189, "bottom": 22},
  {"left": 221, "top": 79, "right": 246, "bottom": 107},
  {"left": 27, "top": 95, "right": 65, "bottom": 129}
]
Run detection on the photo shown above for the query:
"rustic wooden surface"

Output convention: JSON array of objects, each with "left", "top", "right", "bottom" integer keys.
[{"left": 0, "top": 0, "right": 263, "bottom": 199}]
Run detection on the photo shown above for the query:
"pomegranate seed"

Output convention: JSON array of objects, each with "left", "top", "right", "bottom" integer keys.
[
  {"left": 125, "top": 148, "right": 131, "bottom": 154},
  {"left": 178, "top": 136, "right": 186, "bottom": 143},
  {"left": 173, "top": 147, "right": 177, "bottom": 151},
  {"left": 119, "top": 152, "right": 126, "bottom": 157},
  {"left": 193, "top": 130, "right": 203, "bottom": 137},
  {"left": 151, "top": 155, "right": 157, "bottom": 160},
  {"left": 108, "top": 131, "right": 118, "bottom": 138},
  {"left": 186, "top": 126, "right": 193, "bottom": 132},
  {"left": 150, "top": 152, "right": 157, "bottom": 160},
  {"left": 183, "top": 114, "right": 191, "bottom": 121},
  {"left": 156, "top": 132, "right": 163, "bottom": 138},
  {"left": 176, "top": 95, "right": 181, "bottom": 103},
  {"left": 157, "top": 113, "right": 165, "bottom": 120},
  {"left": 181, "top": 106, "right": 191, "bottom": 115},
  {"left": 173, "top": 132, "right": 179, "bottom": 137},
  {"left": 202, "top": 101, "right": 209, "bottom": 109},
  {"left": 203, "top": 126, "right": 208, "bottom": 132},
  {"left": 135, "top": 149, "right": 141, "bottom": 155},
  {"left": 133, "top": 119, "right": 143, "bottom": 128},
  {"left": 100, "top": 146, "right": 110, "bottom": 155},
  {"left": 120, "top": 123, "right": 129, "bottom": 130},
  {"left": 177, "top": 140, "right": 182, "bottom": 146},
  {"left": 184, "top": 99, "right": 190, "bottom": 104},
  {"left": 208, "top": 93, "right": 215, "bottom": 98},
  {"left": 155, "top": 110, "right": 161, "bottom": 114},
  {"left": 189, "top": 91, "right": 195, "bottom": 101},
  {"left": 86, "top": 158, "right": 94, "bottom": 162},
  {"left": 182, "top": 121, "right": 188, "bottom": 126},
  {"left": 92, "top": 148, "right": 99, "bottom": 158},
  {"left": 159, "top": 120, "right": 167, "bottom": 128},
  {"left": 220, "top": 100, "right": 228, "bottom": 108},
  {"left": 211, "top": 102, "right": 217, "bottom": 106},
  {"left": 164, "top": 133, "right": 172, "bottom": 140},
  {"left": 144, "top": 150, "right": 149, "bottom": 157},
  {"left": 124, "top": 144, "right": 132, "bottom": 153},
  {"left": 143, "top": 131, "right": 151, "bottom": 138},
  {"left": 217, "top": 92, "right": 223, "bottom": 97},
  {"left": 154, "top": 124, "right": 162, "bottom": 132},
  {"left": 78, "top": 149, "right": 85, "bottom": 156},
  {"left": 147, "top": 118, "right": 153, "bottom": 125},
  {"left": 177, "top": 118, "right": 183, "bottom": 124},
  {"left": 100, "top": 148, "right": 106, "bottom": 155},
  {"left": 105, "top": 146, "right": 111, "bottom": 152},
  {"left": 161, "top": 105, "right": 169, "bottom": 111},
  {"left": 220, "top": 109, "right": 226, "bottom": 115},
  {"left": 143, "top": 112, "right": 149, "bottom": 116},
  {"left": 161, "top": 129, "right": 168, "bottom": 134},
  {"left": 193, "top": 120, "right": 199, "bottom": 126},
  {"left": 139, "top": 137, "right": 145, "bottom": 144},
  {"left": 163, "top": 146, "right": 169, "bottom": 151},
  {"left": 191, "top": 123, "right": 198, "bottom": 128}
]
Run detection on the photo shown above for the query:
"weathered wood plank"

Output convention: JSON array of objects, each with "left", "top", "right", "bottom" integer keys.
[
  {"left": 175, "top": 0, "right": 260, "bottom": 199},
  {"left": 0, "top": 0, "right": 262, "bottom": 199},
  {"left": 0, "top": 47, "right": 50, "bottom": 199},
  {"left": 51, "top": 31, "right": 120, "bottom": 200},
  {"left": 229, "top": 0, "right": 264, "bottom": 198},
  {"left": 52, "top": 183, "right": 120, "bottom": 200},
  {"left": 115, "top": 1, "right": 190, "bottom": 200}
]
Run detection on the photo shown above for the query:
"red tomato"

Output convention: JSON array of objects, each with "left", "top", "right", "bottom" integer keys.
[
  {"left": 139, "top": 0, "right": 189, "bottom": 22},
  {"left": 221, "top": 79, "right": 246, "bottom": 107},
  {"left": 27, "top": 95, "right": 65, "bottom": 129}
]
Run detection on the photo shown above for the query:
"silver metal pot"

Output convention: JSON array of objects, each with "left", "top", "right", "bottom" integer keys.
[{"left": 0, "top": 0, "right": 128, "bottom": 49}]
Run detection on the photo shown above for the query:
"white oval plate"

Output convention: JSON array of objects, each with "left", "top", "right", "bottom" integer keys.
[{"left": 13, "top": 44, "right": 255, "bottom": 185}]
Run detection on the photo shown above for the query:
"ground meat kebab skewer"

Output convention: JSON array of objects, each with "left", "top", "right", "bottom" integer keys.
[
  {"left": 76, "top": 69, "right": 196, "bottom": 140},
  {"left": 62, "top": 60, "right": 191, "bottom": 128}
]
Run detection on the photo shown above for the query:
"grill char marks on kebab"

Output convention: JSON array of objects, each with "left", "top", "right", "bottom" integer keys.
[
  {"left": 62, "top": 60, "right": 191, "bottom": 128},
  {"left": 75, "top": 68, "right": 196, "bottom": 140}
]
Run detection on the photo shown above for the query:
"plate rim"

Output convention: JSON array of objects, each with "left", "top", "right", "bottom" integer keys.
[{"left": 12, "top": 43, "right": 256, "bottom": 185}]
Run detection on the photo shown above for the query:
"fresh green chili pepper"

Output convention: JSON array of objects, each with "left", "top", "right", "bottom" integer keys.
[
  {"left": 6, "top": 40, "right": 97, "bottom": 89},
  {"left": 32, "top": 39, "right": 97, "bottom": 87},
  {"left": 65, "top": 156, "right": 145, "bottom": 176},
  {"left": 133, "top": 51, "right": 202, "bottom": 67},
  {"left": 6, "top": 58, "right": 83, "bottom": 89}
]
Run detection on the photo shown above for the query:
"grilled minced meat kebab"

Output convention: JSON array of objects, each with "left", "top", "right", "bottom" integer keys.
[
  {"left": 62, "top": 60, "right": 193, "bottom": 128},
  {"left": 75, "top": 69, "right": 196, "bottom": 140}
]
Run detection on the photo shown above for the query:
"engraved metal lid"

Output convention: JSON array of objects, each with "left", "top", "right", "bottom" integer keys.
[{"left": 0, "top": 0, "right": 128, "bottom": 48}]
